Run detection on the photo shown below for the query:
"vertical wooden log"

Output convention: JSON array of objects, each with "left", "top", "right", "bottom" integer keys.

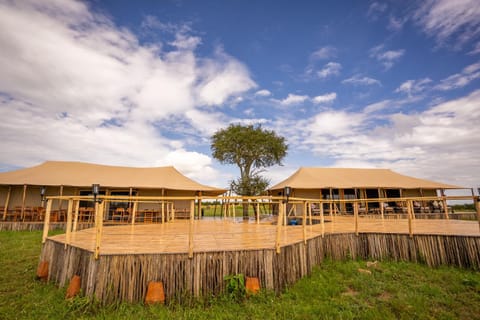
[
  {"left": 302, "top": 202, "right": 307, "bottom": 244},
  {"left": 320, "top": 200, "right": 325, "bottom": 238},
  {"left": 21, "top": 184, "right": 27, "bottom": 221},
  {"left": 3, "top": 186, "right": 11, "bottom": 220},
  {"left": 354, "top": 201, "right": 359, "bottom": 236},
  {"left": 73, "top": 199, "right": 80, "bottom": 232},
  {"left": 329, "top": 188, "right": 333, "bottom": 217},
  {"left": 379, "top": 188, "right": 384, "bottom": 220},
  {"left": 283, "top": 201, "right": 287, "bottom": 226},
  {"left": 189, "top": 199, "right": 195, "bottom": 258},
  {"left": 42, "top": 200, "right": 53, "bottom": 243},
  {"left": 275, "top": 201, "right": 283, "bottom": 254},
  {"left": 94, "top": 201, "right": 104, "bottom": 259},
  {"left": 407, "top": 199, "right": 413, "bottom": 238},
  {"left": 65, "top": 199, "right": 73, "bottom": 248},
  {"left": 339, "top": 189, "right": 345, "bottom": 213}
]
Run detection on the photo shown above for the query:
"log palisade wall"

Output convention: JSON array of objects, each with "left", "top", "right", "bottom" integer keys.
[{"left": 40, "top": 232, "right": 480, "bottom": 305}]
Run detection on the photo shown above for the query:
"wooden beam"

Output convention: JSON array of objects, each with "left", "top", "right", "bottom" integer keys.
[
  {"left": 58, "top": 185, "right": 64, "bottom": 211},
  {"left": 3, "top": 186, "right": 11, "bottom": 221},
  {"left": 379, "top": 188, "right": 384, "bottom": 220},
  {"left": 197, "top": 191, "right": 202, "bottom": 220},
  {"left": 73, "top": 199, "right": 80, "bottom": 232},
  {"left": 475, "top": 196, "right": 480, "bottom": 233},
  {"left": 302, "top": 201, "right": 307, "bottom": 244},
  {"left": 161, "top": 189, "right": 165, "bottom": 224},
  {"left": 256, "top": 202, "right": 260, "bottom": 224},
  {"left": 320, "top": 200, "right": 325, "bottom": 238},
  {"left": 42, "top": 199, "right": 53, "bottom": 243}
]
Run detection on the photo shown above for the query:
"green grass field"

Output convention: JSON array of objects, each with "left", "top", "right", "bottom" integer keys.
[{"left": 1, "top": 230, "right": 479, "bottom": 319}]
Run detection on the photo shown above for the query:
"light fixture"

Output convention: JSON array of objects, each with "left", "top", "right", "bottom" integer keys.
[
  {"left": 92, "top": 184, "right": 102, "bottom": 203},
  {"left": 284, "top": 186, "right": 292, "bottom": 203},
  {"left": 40, "top": 186, "right": 47, "bottom": 206}
]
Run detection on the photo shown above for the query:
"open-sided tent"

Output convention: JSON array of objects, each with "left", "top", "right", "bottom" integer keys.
[
  {"left": 269, "top": 167, "right": 462, "bottom": 214},
  {"left": 0, "top": 161, "right": 226, "bottom": 221}
]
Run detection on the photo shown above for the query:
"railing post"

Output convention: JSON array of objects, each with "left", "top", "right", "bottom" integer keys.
[
  {"left": 302, "top": 201, "right": 307, "bottom": 244},
  {"left": 256, "top": 202, "right": 260, "bottom": 224},
  {"left": 42, "top": 199, "right": 53, "bottom": 243},
  {"left": 3, "top": 186, "right": 11, "bottom": 221},
  {"left": 65, "top": 199, "right": 73, "bottom": 248},
  {"left": 188, "top": 198, "right": 195, "bottom": 258},
  {"left": 94, "top": 201, "right": 104, "bottom": 259},
  {"left": 354, "top": 201, "right": 359, "bottom": 236},
  {"left": 275, "top": 201, "right": 283, "bottom": 254},
  {"left": 320, "top": 201, "right": 325, "bottom": 238},
  {"left": 443, "top": 195, "right": 449, "bottom": 220},
  {"left": 407, "top": 199, "right": 413, "bottom": 238},
  {"left": 72, "top": 199, "right": 80, "bottom": 232}
]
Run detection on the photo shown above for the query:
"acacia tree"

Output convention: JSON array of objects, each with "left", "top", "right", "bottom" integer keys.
[{"left": 211, "top": 124, "right": 288, "bottom": 218}]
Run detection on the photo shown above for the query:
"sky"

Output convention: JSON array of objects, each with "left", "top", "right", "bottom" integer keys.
[{"left": 0, "top": 0, "right": 479, "bottom": 192}]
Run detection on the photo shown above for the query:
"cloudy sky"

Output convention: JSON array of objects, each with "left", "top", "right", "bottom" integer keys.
[{"left": 0, "top": 0, "right": 479, "bottom": 191}]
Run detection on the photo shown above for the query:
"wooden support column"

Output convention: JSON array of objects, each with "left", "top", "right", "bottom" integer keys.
[
  {"left": 319, "top": 200, "right": 325, "bottom": 238},
  {"left": 73, "top": 199, "right": 80, "bottom": 232},
  {"left": 442, "top": 190, "right": 449, "bottom": 219},
  {"left": 354, "top": 201, "right": 359, "bottom": 236},
  {"left": 161, "top": 189, "right": 165, "bottom": 224},
  {"left": 275, "top": 201, "right": 284, "bottom": 254},
  {"left": 42, "top": 199, "right": 53, "bottom": 243},
  {"left": 379, "top": 188, "right": 384, "bottom": 220},
  {"left": 3, "top": 186, "right": 11, "bottom": 221},
  {"left": 407, "top": 199, "right": 413, "bottom": 238},
  {"left": 302, "top": 201, "right": 307, "bottom": 244},
  {"left": 21, "top": 184, "right": 27, "bottom": 221},
  {"left": 94, "top": 201, "right": 104, "bottom": 259},
  {"left": 131, "top": 201, "right": 138, "bottom": 225},
  {"left": 65, "top": 199, "right": 74, "bottom": 248},
  {"left": 197, "top": 191, "right": 202, "bottom": 220},
  {"left": 329, "top": 188, "right": 333, "bottom": 217},
  {"left": 58, "top": 185, "right": 64, "bottom": 211},
  {"left": 188, "top": 198, "right": 195, "bottom": 258},
  {"left": 339, "top": 189, "right": 345, "bottom": 213}
]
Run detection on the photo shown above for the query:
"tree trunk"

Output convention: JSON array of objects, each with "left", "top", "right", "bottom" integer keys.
[{"left": 242, "top": 202, "right": 249, "bottom": 220}]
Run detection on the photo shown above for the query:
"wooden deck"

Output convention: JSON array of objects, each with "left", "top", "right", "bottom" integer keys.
[{"left": 46, "top": 216, "right": 480, "bottom": 256}]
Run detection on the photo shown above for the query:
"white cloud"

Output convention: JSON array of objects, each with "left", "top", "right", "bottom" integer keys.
[
  {"left": 278, "top": 94, "right": 309, "bottom": 106},
  {"left": 342, "top": 75, "right": 381, "bottom": 86},
  {"left": 363, "top": 100, "right": 391, "bottom": 114},
  {"left": 0, "top": 0, "right": 256, "bottom": 185},
  {"left": 434, "top": 61, "right": 480, "bottom": 91},
  {"left": 254, "top": 89, "right": 272, "bottom": 97},
  {"left": 388, "top": 16, "right": 406, "bottom": 31},
  {"left": 413, "top": 0, "right": 480, "bottom": 48},
  {"left": 317, "top": 62, "right": 342, "bottom": 79},
  {"left": 370, "top": 45, "right": 405, "bottom": 70},
  {"left": 310, "top": 46, "right": 336, "bottom": 60},
  {"left": 312, "top": 92, "right": 337, "bottom": 104},
  {"left": 469, "top": 42, "right": 480, "bottom": 55},
  {"left": 280, "top": 89, "right": 480, "bottom": 187},
  {"left": 395, "top": 78, "right": 432, "bottom": 96},
  {"left": 367, "top": 2, "right": 387, "bottom": 20}
]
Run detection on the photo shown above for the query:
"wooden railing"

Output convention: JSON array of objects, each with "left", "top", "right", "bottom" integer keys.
[{"left": 40, "top": 194, "right": 480, "bottom": 259}]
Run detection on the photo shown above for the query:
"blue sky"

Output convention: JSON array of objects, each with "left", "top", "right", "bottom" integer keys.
[{"left": 0, "top": 0, "right": 479, "bottom": 190}]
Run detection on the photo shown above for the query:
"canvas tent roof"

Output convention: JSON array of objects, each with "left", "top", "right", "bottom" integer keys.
[
  {"left": 269, "top": 167, "right": 461, "bottom": 191},
  {"left": 0, "top": 161, "right": 226, "bottom": 195}
]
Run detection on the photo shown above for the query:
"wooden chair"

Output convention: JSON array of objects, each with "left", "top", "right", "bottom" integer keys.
[{"left": 112, "top": 207, "right": 126, "bottom": 223}]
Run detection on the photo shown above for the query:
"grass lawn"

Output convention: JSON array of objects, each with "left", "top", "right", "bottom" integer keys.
[{"left": 1, "top": 230, "right": 479, "bottom": 319}]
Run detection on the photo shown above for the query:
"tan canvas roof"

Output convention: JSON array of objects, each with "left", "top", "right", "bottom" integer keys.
[
  {"left": 269, "top": 167, "right": 461, "bottom": 191},
  {"left": 0, "top": 161, "right": 226, "bottom": 195}
]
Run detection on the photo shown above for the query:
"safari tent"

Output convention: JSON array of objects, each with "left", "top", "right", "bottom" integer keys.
[
  {"left": 0, "top": 161, "right": 226, "bottom": 222},
  {"left": 268, "top": 167, "right": 462, "bottom": 215}
]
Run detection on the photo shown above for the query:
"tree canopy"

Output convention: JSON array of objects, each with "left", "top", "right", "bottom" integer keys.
[{"left": 211, "top": 124, "right": 288, "bottom": 196}]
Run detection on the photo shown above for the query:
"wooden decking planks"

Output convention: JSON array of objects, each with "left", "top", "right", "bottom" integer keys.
[{"left": 47, "top": 217, "right": 480, "bottom": 256}]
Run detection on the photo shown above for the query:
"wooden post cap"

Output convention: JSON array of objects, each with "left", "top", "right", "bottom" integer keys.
[
  {"left": 245, "top": 277, "right": 260, "bottom": 295},
  {"left": 65, "top": 275, "right": 81, "bottom": 299},
  {"left": 145, "top": 281, "right": 165, "bottom": 305},
  {"left": 36, "top": 261, "right": 49, "bottom": 280}
]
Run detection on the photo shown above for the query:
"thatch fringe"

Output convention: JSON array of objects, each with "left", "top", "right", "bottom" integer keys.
[{"left": 40, "top": 232, "right": 480, "bottom": 304}]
